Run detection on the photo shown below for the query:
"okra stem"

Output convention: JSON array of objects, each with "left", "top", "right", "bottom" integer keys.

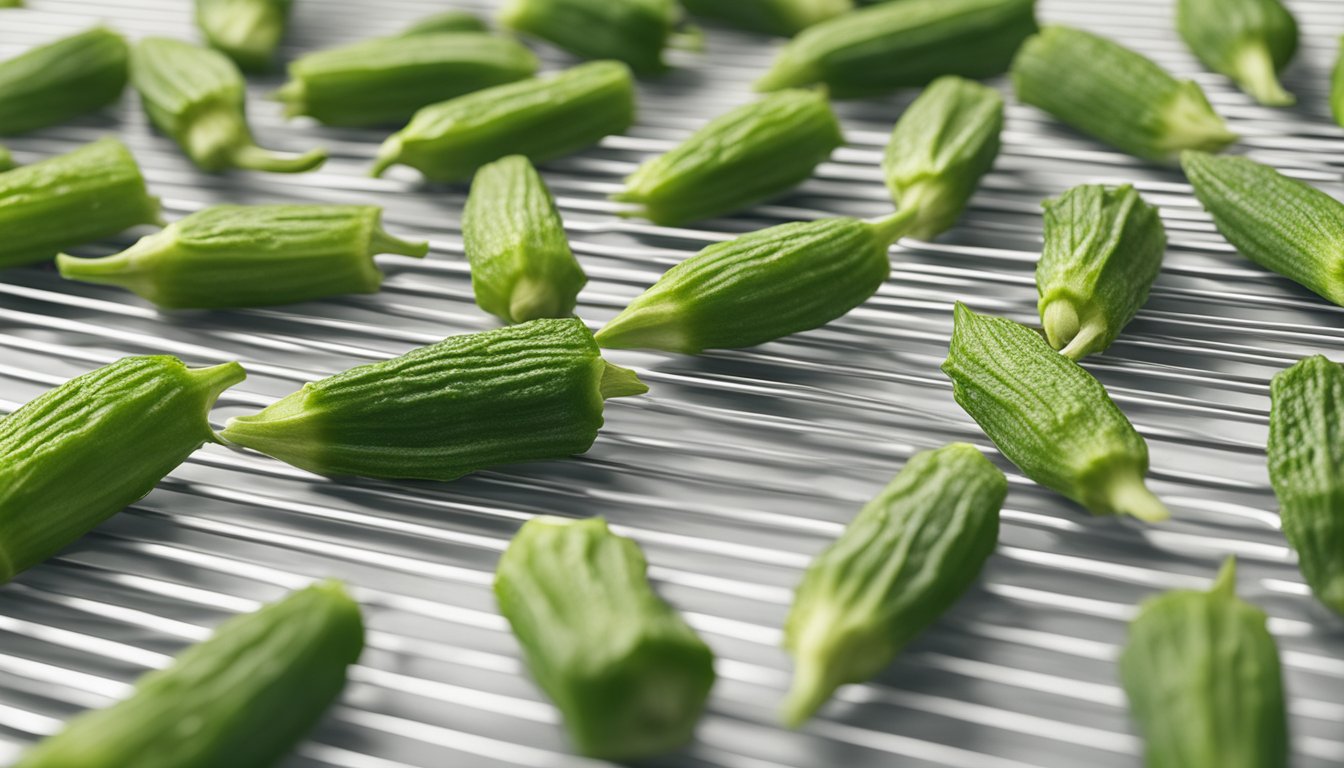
[
  {"left": 231, "top": 143, "right": 328, "bottom": 174},
  {"left": 868, "top": 207, "right": 918, "bottom": 245},
  {"left": 1103, "top": 471, "right": 1170, "bottom": 523},
  {"left": 1233, "top": 43, "right": 1294, "bottom": 106},
  {"left": 600, "top": 361, "right": 649, "bottom": 399}
]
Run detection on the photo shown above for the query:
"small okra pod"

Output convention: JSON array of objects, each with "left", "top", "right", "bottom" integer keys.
[
  {"left": 220, "top": 318, "right": 646, "bottom": 481},
  {"left": 679, "top": 0, "right": 852, "bottom": 37},
  {"left": 1012, "top": 26, "right": 1237, "bottom": 162},
  {"left": 883, "top": 76, "right": 1003, "bottom": 240},
  {"left": 1177, "top": 0, "right": 1297, "bottom": 106},
  {"left": 0, "top": 356, "right": 244, "bottom": 582},
  {"left": 499, "top": 0, "right": 692, "bottom": 75},
  {"left": 1268, "top": 356, "right": 1344, "bottom": 616},
  {"left": 56, "top": 204, "right": 428, "bottom": 310},
  {"left": 755, "top": 0, "right": 1038, "bottom": 97},
  {"left": 781, "top": 443, "right": 1005, "bottom": 727},
  {"left": 131, "top": 37, "right": 327, "bottom": 174},
  {"left": 195, "top": 0, "right": 293, "bottom": 72},
  {"left": 1036, "top": 184, "right": 1167, "bottom": 360},
  {"left": 462, "top": 156, "right": 587, "bottom": 323},
  {"left": 614, "top": 89, "right": 844, "bottom": 226},
  {"left": 1120, "top": 559, "right": 1288, "bottom": 768},
  {"left": 0, "top": 27, "right": 129, "bottom": 136},
  {"left": 595, "top": 211, "right": 915, "bottom": 353},
  {"left": 372, "top": 61, "right": 636, "bottom": 182},
  {"left": 13, "top": 581, "right": 364, "bottom": 768},
  {"left": 274, "top": 33, "right": 538, "bottom": 128},
  {"left": 942, "top": 302, "right": 1170, "bottom": 522},
  {"left": 399, "top": 10, "right": 489, "bottom": 36},
  {"left": 0, "top": 138, "right": 161, "bottom": 269},
  {"left": 495, "top": 516, "right": 715, "bottom": 760}
]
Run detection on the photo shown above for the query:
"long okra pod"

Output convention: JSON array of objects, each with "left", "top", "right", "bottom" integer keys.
[
  {"left": 195, "top": 0, "right": 293, "bottom": 72},
  {"left": 680, "top": 0, "right": 852, "bottom": 37},
  {"left": 499, "top": 0, "right": 691, "bottom": 75},
  {"left": 1176, "top": 0, "right": 1297, "bottom": 106},
  {"left": 0, "top": 27, "right": 129, "bottom": 135}
]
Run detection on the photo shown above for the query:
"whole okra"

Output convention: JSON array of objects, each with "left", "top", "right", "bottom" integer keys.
[
  {"left": 56, "top": 204, "right": 429, "bottom": 309},
  {"left": 131, "top": 37, "right": 326, "bottom": 173},
  {"left": 1177, "top": 0, "right": 1297, "bottom": 106},
  {"left": 1036, "top": 184, "right": 1167, "bottom": 360},
  {"left": 275, "top": 33, "right": 538, "bottom": 127},
  {"left": 463, "top": 156, "right": 587, "bottom": 323},
  {"left": 614, "top": 89, "right": 843, "bottom": 226},
  {"left": 0, "top": 27, "right": 129, "bottom": 136},
  {"left": 372, "top": 61, "right": 636, "bottom": 182},
  {"left": 781, "top": 443, "right": 1005, "bottom": 726},
  {"left": 755, "top": 0, "right": 1038, "bottom": 97},
  {"left": 495, "top": 516, "right": 715, "bottom": 760},
  {"left": 942, "top": 302, "right": 1170, "bottom": 522},
  {"left": 0, "top": 356, "right": 244, "bottom": 582},
  {"left": 0, "top": 138, "right": 161, "bottom": 269},
  {"left": 595, "top": 211, "right": 915, "bottom": 353},
  {"left": 1012, "top": 26, "right": 1236, "bottom": 161},
  {"left": 499, "top": 0, "right": 692, "bottom": 75},
  {"left": 1120, "top": 559, "right": 1288, "bottom": 768},
  {"left": 679, "top": 0, "right": 851, "bottom": 37},
  {"left": 220, "top": 318, "right": 646, "bottom": 481},
  {"left": 400, "top": 10, "right": 489, "bottom": 36},
  {"left": 13, "top": 581, "right": 364, "bottom": 768},
  {"left": 195, "top": 0, "right": 293, "bottom": 72}
]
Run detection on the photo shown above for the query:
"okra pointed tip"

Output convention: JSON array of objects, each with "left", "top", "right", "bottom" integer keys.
[
  {"left": 595, "top": 303, "right": 692, "bottom": 353},
  {"left": 370, "top": 141, "right": 402, "bottom": 178},
  {"left": 779, "top": 663, "right": 834, "bottom": 729},
  {"left": 232, "top": 144, "right": 327, "bottom": 174},
  {"left": 1233, "top": 43, "right": 1295, "bottom": 107},
  {"left": 1211, "top": 556, "right": 1238, "bottom": 597},
  {"left": 599, "top": 360, "right": 648, "bottom": 399},
  {"left": 868, "top": 208, "right": 917, "bottom": 246},
  {"left": 1105, "top": 472, "right": 1171, "bottom": 523}
]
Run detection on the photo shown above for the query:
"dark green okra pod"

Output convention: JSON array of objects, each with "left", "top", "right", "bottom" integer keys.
[
  {"left": 372, "top": 61, "right": 636, "bottom": 182},
  {"left": 781, "top": 443, "right": 1005, "bottom": 726},
  {"left": 463, "top": 156, "right": 586, "bottom": 323},
  {"left": 1120, "top": 559, "right": 1288, "bottom": 768},
  {"left": 499, "top": 0, "right": 692, "bottom": 75},
  {"left": 679, "top": 0, "right": 852, "bottom": 37},
  {"left": 614, "top": 89, "right": 843, "bottom": 226},
  {"left": 221, "top": 318, "right": 646, "bottom": 480},
  {"left": 1036, "top": 184, "right": 1167, "bottom": 360},
  {"left": 942, "top": 302, "right": 1170, "bottom": 522},
  {"left": 0, "top": 356, "right": 244, "bottom": 582},
  {"left": 0, "top": 27, "right": 128, "bottom": 136},
  {"left": 1268, "top": 356, "right": 1344, "bottom": 616},
  {"left": 56, "top": 204, "right": 428, "bottom": 309},
  {"left": 883, "top": 75, "right": 1003, "bottom": 239},
  {"left": 755, "top": 0, "right": 1038, "bottom": 97},
  {"left": 13, "top": 581, "right": 364, "bottom": 768},
  {"left": 495, "top": 516, "right": 715, "bottom": 760},
  {"left": 131, "top": 37, "right": 326, "bottom": 173},
  {"left": 275, "top": 33, "right": 538, "bottom": 127},
  {"left": 595, "top": 211, "right": 915, "bottom": 353},
  {"left": 0, "top": 137, "right": 161, "bottom": 269},
  {"left": 195, "top": 0, "right": 293, "bottom": 72},
  {"left": 400, "top": 10, "right": 489, "bottom": 36},
  {"left": 1177, "top": 0, "right": 1297, "bottom": 106}
]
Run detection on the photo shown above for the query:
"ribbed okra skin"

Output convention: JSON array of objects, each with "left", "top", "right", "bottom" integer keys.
[
  {"left": 0, "top": 27, "right": 129, "bottom": 136},
  {"left": 1012, "top": 26, "right": 1237, "bottom": 161},
  {"left": 614, "top": 89, "right": 843, "bottom": 226},
  {"left": 57, "top": 204, "right": 429, "bottom": 309},
  {"left": 13, "top": 581, "right": 364, "bottom": 768},
  {"left": 0, "top": 356, "right": 244, "bottom": 582},
  {"left": 1177, "top": 0, "right": 1297, "bottom": 106},
  {"left": 372, "top": 61, "right": 636, "bottom": 182},
  {"left": 0, "top": 137, "right": 161, "bottom": 269},
  {"left": 495, "top": 516, "right": 715, "bottom": 760},
  {"left": 400, "top": 10, "right": 489, "bottom": 35},
  {"left": 680, "top": 0, "right": 852, "bottom": 37},
  {"left": 499, "top": 0, "right": 683, "bottom": 75},
  {"left": 195, "top": 0, "right": 293, "bottom": 72}
]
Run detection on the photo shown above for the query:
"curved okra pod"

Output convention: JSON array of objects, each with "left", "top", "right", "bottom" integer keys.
[
  {"left": 0, "top": 27, "right": 129, "bottom": 136},
  {"left": 399, "top": 10, "right": 489, "bottom": 36},
  {"left": 195, "top": 0, "right": 294, "bottom": 72},
  {"left": 679, "top": 0, "right": 852, "bottom": 37},
  {"left": 131, "top": 37, "right": 326, "bottom": 173},
  {"left": 1176, "top": 0, "right": 1297, "bottom": 106},
  {"left": 499, "top": 0, "right": 694, "bottom": 75}
]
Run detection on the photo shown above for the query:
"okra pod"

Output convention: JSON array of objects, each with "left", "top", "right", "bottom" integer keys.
[
  {"left": 499, "top": 0, "right": 689, "bottom": 75},
  {"left": 131, "top": 37, "right": 327, "bottom": 173},
  {"left": 13, "top": 581, "right": 364, "bottom": 768},
  {"left": 57, "top": 204, "right": 428, "bottom": 309},
  {"left": 614, "top": 89, "right": 843, "bottom": 226},
  {"left": 400, "top": 10, "right": 489, "bottom": 36},
  {"left": 195, "top": 0, "right": 293, "bottom": 72},
  {"left": 679, "top": 0, "right": 852, "bottom": 37},
  {"left": 0, "top": 1, "right": 21, "bottom": 7},
  {"left": 1177, "top": 0, "right": 1297, "bottom": 106},
  {"left": 782, "top": 443, "right": 1005, "bottom": 726},
  {"left": 0, "top": 27, "right": 129, "bottom": 136},
  {"left": 495, "top": 516, "right": 715, "bottom": 760},
  {"left": 942, "top": 302, "right": 1170, "bottom": 522}
]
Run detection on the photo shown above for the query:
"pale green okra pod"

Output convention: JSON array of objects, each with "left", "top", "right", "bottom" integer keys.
[
  {"left": 195, "top": 0, "right": 293, "bottom": 72},
  {"left": 1176, "top": 0, "right": 1297, "bottom": 106},
  {"left": 679, "top": 0, "right": 852, "bottom": 37},
  {"left": 0, "top": 27, "right": 129, "bottom": 136}
]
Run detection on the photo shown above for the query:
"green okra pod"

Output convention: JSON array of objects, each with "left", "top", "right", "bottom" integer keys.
[
  {"left": 0, "top": 356, "right": 244, "bottom": 582},
  {"left": 1119, "top": 558, "right": 1288, "bottom": 768},
  {"left": 1268, "top": 356, "right": 1344, "bottom": 616},
  {"left": 1012, "top": 26, "right": 1237, "bottom": 162},
  {"left": 499, "top": 0, "right": 692, "bottom": 75},
  {"left": 755, "top": 0, "right": 1038, "bottom": 97},
  {"left": 942, "top": 302, "right": 1170, "bottom": 522},
  {"left": 595, "top": 210, "right": 915, "bottom": 353},
  {"left": 883, "top": 75, "right": 1003, "bottom": 240},
  {"left": 462, "top": 155, "right": 587, "bottom": 323},
  {"left": 275, "top": 33, "right": 538, "bottom": 127},
  {"left": 781, "top": 443, "right": 1005, "bottom": 726},
  {"left": 1177, "top": 0, "right": 1297, "bottom": 106},
  {"left": 0, "top": 27, "right": 129, "bottom": 136},
  {"left": 400, "top": 10, "right": 489, "bottom": 36},
  {"left": 0, "top": 137, "right": 161, "bottom": 269},
  {"left": 679, "top": 0, "right": 851, "bottom": 37},
  {"left": 495, "top": 516, "right": 715, "bottom": 760},
  {"left": 614, "top": 89, "right": 843, "bottom": 226},
  {"left": 220, "top": 318, "right": 646, "bottom": 480},
  {"left": 195, "top": 0, "right": 293, "bottom": 72},
  {"left": 56, "top": 204, "right": 428, "bottom": 309},
  {"left": 0, "top": 1, "right": 21, "bottom": 7},
  {"left": 131, "top": 37, "right": 326, "bottom": 173},
  {"left": 14, "top": 581, "right": 364, "bottom": 768},
  {"left": 1036, "top": 184, "right": 1167, "bottom": 360},
  {"left": 372, "top": 61, "right": 636, "bottom": 182}
]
